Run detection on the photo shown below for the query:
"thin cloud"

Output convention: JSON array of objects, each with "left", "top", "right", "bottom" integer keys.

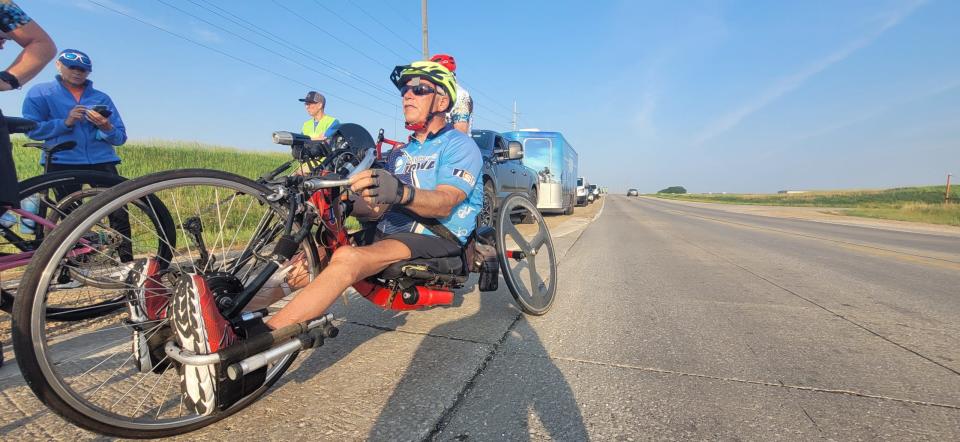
[
  {"left": 192, "top": 26, "right": 222, "bottom": 44},
  {"left": 73, "top": 0, "right": 136, "bottom": 16},
  {"left": 693, "top": 0, "right": 926, "bottom": 145}
]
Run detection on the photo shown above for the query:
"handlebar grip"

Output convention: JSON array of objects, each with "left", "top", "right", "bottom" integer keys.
[
  {"left": 272, "top": 131, "right": 311, "bottom": 146},
  {"left": 302, "top": 177, "right": 351, "bottom": 191}
]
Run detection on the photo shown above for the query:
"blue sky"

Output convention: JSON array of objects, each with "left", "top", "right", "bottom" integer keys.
[{"left": 2, "top": 0, "right": 958, "bottom": 193}]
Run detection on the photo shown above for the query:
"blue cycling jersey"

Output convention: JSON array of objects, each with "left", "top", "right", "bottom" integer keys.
[{"left": 378, "top": 125, "right": 483, "bottom": 244}]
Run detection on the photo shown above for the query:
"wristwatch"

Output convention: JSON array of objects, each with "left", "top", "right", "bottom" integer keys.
[{"left": 0, "top": 71, "right": 20, "bottom": 89}]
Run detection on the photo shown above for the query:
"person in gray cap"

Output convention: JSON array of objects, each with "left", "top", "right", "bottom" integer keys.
[{"left": 299, "top": 91, "right": 339, "bottom": 140}]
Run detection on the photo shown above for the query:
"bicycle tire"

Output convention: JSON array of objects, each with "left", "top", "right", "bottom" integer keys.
[
  {"left": 13, "top": 169, "right": 315, "bottom": 438},
  {"left": 0, "top": 170, "right": 171, "bottom": 319},
  {"left": 496, "top": 193, "right": 558, "bottom": 315}
]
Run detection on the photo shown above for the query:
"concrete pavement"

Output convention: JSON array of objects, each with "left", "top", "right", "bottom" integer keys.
[{"left": 2, "top": 195, "right": 959, "bottom": 440}]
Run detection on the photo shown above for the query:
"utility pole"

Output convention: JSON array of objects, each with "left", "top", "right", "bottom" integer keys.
[
  {"left": 511, "top": 101, "right": 519, "bottom": 131},
  {"left": 421, "top": 0, "right": 428, "bottom": 60},
  {"left": 946, "top": 173, "right": 953, "bottom": 204}
]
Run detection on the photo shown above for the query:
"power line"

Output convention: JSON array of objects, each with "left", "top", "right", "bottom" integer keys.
[
  {"left": 309, "top": 0, "right": 410, "bottom": 62},
  {"left": 191, "top": 0, "right": 396, "bottom": 97},
  {"left": 347, "top": 0, "right": 421, "bottom": 55},
  {"left": 269, "top": 0, "right": 393, "bottom": 70},
  {"left": 88, "top": 0, "right": 397, "bottom": 120},
  {"left": 155, "top": 0, "right": 396, "bottom": 109},
  {"left": 457, "top": 79, "right": 518, "bottom": 116},
  {"left": 377, "top": 0, "right": 421, "bottom": 29}
]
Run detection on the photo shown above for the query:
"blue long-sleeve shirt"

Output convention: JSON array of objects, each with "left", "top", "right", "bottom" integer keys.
[{"left": 22, "top": 76, "right": 127, "bottom": 165}]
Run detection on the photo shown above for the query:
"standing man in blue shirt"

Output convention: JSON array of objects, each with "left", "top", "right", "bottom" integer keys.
[{"left": 22, "top": 49, "right": 132, "bottom": 262}]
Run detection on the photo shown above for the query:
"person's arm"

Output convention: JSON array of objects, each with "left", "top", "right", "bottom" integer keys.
[
  {"left": 349, "top": 138, "right": 481, "bottom": 219},
  {"left": 92, "top": 97, "right": 127, "bottom": 145},
  {"left": 401, "top": 184, "right": 465, "bottom": 218},
  {"left": 417, "top": 136, "right": 481, "bottom": 218},
  {"left": 349, "top": 170, "right": 465, "bottom": 219},
  {"left": 1, "top": 21, "right": 56, "bottom": 90},
  {"left": 22, "top": 88, "right": 74, "bottom": 140},
  {"left": 322, "top": 118, "right": 340, "bottom": 139},
  {"left": 450, "top": 89, "right": 472, "bottom": 134}
]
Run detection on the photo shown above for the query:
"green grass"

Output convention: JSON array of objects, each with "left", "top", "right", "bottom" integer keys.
[
  {"left": 652, "top": 186, "right": 960, "bottom": 226},
  {"left": 9, "top": 137, "right": 361, "bottom": 255},
  {"left": 12, "top": 136, "right": 290, "bottom": 181}
]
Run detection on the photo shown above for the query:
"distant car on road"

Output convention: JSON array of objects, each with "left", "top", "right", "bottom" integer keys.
[
  {"left": 587, "top": 184, "right": 599, "bottom": 202},
  {"left": 627, "top": 189, "right": 639, "bottom": 196},
  {"left": 576, "top": 177, "right": 589, "bottom": 206},
  {"left": 471, "top": 129, "right": 539, "bottom": 227}
]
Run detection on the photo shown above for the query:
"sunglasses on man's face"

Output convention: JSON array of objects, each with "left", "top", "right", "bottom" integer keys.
[
  {"left": 60, "top": 52, "right": 91, "bottom": 65},
  {"left": 400, "top": 84, "right": 437, "bottom": 97}
]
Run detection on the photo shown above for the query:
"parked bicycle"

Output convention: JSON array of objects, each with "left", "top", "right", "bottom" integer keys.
[{"left": 0, "top": 116, "right": 172, "bottom": 366}]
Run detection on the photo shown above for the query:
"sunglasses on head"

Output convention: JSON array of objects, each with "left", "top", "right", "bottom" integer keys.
[
  {"left": 400, "top": 84, "right": 437, "bottom": 97},
  {"left": 60, "top": 52, "right": 91, "bottom": 65}
]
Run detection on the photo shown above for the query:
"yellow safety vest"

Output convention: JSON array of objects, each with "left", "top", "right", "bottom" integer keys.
[{"left": 302, "top": 115, "right": 338, "bottom": 139}]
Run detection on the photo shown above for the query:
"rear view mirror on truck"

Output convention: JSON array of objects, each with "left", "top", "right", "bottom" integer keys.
[{"left": 507, "top": 141, "right": 524, "bottom": 160}]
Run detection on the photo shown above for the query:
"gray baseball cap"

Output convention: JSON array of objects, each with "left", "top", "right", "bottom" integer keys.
[{"left": 298, "top": 91, "right": 325, "bottom": 104}]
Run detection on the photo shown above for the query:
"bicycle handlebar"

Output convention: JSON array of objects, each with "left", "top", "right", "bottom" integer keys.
[
  {"left": 301, "top": 147, "right": 375, "bottom": 191},
  {"left": 4, "top": 116, "right": 36, "bottom": 134}
]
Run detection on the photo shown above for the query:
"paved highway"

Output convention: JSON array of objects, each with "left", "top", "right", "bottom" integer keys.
[{"left": 1, "top": 195, "right": 958, "bottom": 440}]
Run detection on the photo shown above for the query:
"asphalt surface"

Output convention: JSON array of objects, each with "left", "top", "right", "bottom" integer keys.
[{"left": 2, "top": 195, "right": 960, "bottom": 440}]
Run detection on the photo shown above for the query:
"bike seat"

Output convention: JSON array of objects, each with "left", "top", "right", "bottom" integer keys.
[
  {"left": 380, "top": 255, "right": 465, "bottom": 281},
  {"left": 5, "top": 117, "right": 37, "bottom": 134}
]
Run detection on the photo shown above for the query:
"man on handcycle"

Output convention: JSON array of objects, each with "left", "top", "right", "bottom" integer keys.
[{"left": 178, "top": 60, "right": 483, "bottom": 389}]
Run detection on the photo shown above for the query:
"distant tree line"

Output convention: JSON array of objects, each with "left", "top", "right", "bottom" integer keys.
[{"left": 658, "top": 186, "right": 687, "bottom": 194}]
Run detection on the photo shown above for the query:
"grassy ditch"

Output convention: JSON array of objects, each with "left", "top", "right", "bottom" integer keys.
[
  {"left": 12, "top": 136, "right": 290, "bottom": 181},
  {"left": 653, "top": 186, "right": 960, "bottom": 226}
]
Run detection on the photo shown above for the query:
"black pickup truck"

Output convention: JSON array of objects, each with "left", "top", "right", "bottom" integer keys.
[{"left": 470, "top": 129, "right": 539, "bottom": 227}]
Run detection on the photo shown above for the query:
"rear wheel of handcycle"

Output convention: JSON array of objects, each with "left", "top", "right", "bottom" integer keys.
[
  {"left": 496, "top": 193, "right": 557, "bottom": 315},
  {"left": 12, "top": 169, "right": 320, "bottom": 438},
  {"left": 0, "top": 170, "right": 173, "bottom": 320}
]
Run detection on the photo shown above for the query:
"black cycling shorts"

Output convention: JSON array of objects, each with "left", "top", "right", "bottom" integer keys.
[
  {"left": 375, "top": 231, "right": 461, "bottom": 259},
  {"left": 0, "top": 110, "right": 20, "bottom": 208}
]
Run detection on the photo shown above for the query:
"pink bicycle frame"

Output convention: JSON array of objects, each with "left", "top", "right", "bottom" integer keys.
[{"left": 0, "top": 207, "right": 95, "bottom": 272}]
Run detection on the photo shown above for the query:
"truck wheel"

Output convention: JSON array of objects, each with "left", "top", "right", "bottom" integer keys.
[
  {"left": 520, "top": 188, "right": 538, "bottom": 224},
  {"left": 479, "top": 180, "right": 496, "bottom": 228},
  {"left": 563, "top": 196, "right": 574, "bottom": 215}
]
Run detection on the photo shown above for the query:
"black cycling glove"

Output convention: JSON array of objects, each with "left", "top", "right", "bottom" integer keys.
[{"left": 366, "top": 170, "right": 414, "bottom": 205}]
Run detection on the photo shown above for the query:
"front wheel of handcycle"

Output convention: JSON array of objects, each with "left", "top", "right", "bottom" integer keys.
[
  {"left": 12, "top": 169, "right": 320, "bottom": 438},
  {"left": 496, "top": 193, "right": 558, "bottom": 316}
]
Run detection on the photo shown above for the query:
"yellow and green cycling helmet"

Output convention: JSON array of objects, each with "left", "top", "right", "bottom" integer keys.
[{"left": 390, "top": 61, "right": 458, "bottom": 110}]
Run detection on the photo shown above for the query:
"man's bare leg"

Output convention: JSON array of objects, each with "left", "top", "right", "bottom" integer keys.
[
  {"left": 266, "top": 239, "right": 412, "bottom": 329},
  {"left": 246, "top": 252, "right": 316, "bottom": 311}
]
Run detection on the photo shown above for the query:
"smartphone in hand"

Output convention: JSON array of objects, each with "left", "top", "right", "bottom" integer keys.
[{"left": 90, "top": 105, "right": 112, "bottom": 118}]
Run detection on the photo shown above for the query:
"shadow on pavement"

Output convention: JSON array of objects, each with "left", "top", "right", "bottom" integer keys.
[{"left": 368, "top": 288, "right": 588, "bottom": 441}]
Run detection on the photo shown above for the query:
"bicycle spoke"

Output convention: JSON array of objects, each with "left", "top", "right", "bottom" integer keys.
[
  {"left": 530, "top": 228, "right": 548, "bottom": 253},
  {"left": 503, "top": 222, "right": 532, "bottom": 254},
  {"left": 21, "top": 172, "right": 308, "bottom": 432},
  {"left": 132, "top": 361, "right": 171, "bottom": 417},
  {"left": 169, "top": 191, "right": 197, "bottom": 268}
]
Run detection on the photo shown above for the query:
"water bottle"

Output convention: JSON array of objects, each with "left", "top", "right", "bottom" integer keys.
[
  {"left": 20, "top": 194, "right": 39, "bottom": 235},
  {"left": 0, "top": 210, "right": 15, "bottom": 229}
]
